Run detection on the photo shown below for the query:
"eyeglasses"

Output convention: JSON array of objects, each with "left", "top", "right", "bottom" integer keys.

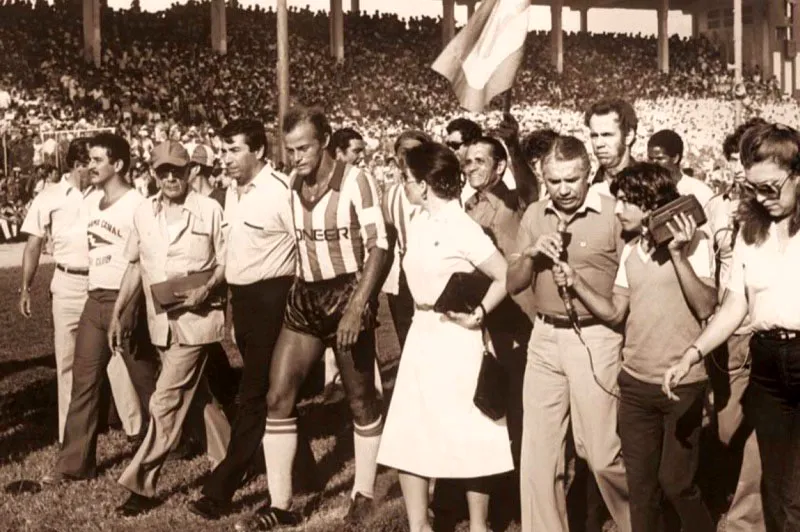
[
  {"left": 445, "top": 141, "right": 463, "bottom": 151},
  {"left": 740, "top": 173, "right": 793, "bottom": 199},
  {"left": 155, "top": 166, "right": 188, "bottom": 180}
]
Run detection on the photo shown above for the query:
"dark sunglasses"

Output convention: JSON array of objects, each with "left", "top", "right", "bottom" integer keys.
[
  {"left": 154, "top": 165, "right": 189, "bottom": 180},
  {"left": 446, "top": 141, "right": 463, "bottom": 151},
  {"left": 740, "top": 173, "right": 793, "bottom": 199}
]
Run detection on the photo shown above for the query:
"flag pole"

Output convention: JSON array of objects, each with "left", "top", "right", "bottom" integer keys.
[{"left": 277, "top": 0, "right": 289, "bottom": 166}]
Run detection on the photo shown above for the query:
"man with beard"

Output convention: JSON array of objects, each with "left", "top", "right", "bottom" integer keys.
[{"left": 236, "top": 107, "right": 388, "bottom": 531}]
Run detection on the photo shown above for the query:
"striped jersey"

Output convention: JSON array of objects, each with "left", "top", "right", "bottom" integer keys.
[
  {"left": 291, "top": 162, "right": 388, "bottom": 282},
  {"left": 380, "top": 181, "right": 419, "bottom": 295}
]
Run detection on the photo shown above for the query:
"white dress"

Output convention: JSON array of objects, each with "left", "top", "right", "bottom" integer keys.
[{"left": 377, "top": 200, "right": 514, "bottom": 478}]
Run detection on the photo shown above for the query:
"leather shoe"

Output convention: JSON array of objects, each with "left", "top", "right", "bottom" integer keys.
[
  {"left": 344, "top": 492, "right": 375, "bottom": 524},
  {"left": 188, "top": 496, "right": 230, "bottom": 521},
  {"left": 115, "top": 492, "right": 160, "bottom": 517}
]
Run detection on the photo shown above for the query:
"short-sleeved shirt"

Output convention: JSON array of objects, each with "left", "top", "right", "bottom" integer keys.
[
  {"left": 223, "top": 165, "right": 296, "bottom": 285},
  {"left": 380, "top": 182, "right": 419, "bottom": 295},
  {"left": 20, "top": 178, "right": 93, "bottom": 268},
  {"left": 465, "top": 180, "right": 536, "bottom": 321},
  {"left": 517, "top": 186, "right": 625, "bottom": 318},
  {"left": 291, "top": 162, "right": 388, "bottom": 282},
  {"left": 125, "top": 191, "right": 226, "bottom": 347},
  {"left": 727, "top": 227, "right": 800, "bottom": 332},
  {"left": 614, "top": 235, "right": 714, "bottom": 384},
  {"left": 84, "top": 188, "right": 144, "bottom": 291},
  {"left": 403, "top": 200, "right": 496, "bottom": 307}
]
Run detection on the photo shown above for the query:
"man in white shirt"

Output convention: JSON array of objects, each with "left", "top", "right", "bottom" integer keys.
[
  {"left": 48, "top": 133, "right": 158, "bottom": 483},
  {"left": 19, "top": 137, "right": 144, "bottom": 444}
]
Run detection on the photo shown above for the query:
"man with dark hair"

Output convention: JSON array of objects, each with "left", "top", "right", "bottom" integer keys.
[
  {"left": 47, "top": 133, "right": 158, "bottom": 483},
  {"left": 236, "top": 106, "right": 388, "bottom": 531},
  {"left": 189, "top": 118, "right": 298, "bottom": 521},
  {"left": 646, "top": 129, "right": 714, "bottom": 207},
  {"left": 445, "top": 117, "right": 482, "bottom": 164},
  {"left": 522, "top": 128, "right": 560, "bottom": 174},
  {"left": 19, "top": 137, "right": 143, "bottom": 445},
  {"left": 508, "top": 136, "right": 631, "bottom": 532},
  {"left": 585, "top": 98, "right": 638, "bottom": 197},
  {"left": 330, "top": 127, "right": 365, "bottom": 166}
]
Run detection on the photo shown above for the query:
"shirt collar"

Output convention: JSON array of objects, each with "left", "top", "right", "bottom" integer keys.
[
  {"left": 290, "top": 160, "right": 347, "bottom": 193},
  {"left": 545, "top": 184, "right": 603, "bottom": 217},
  {"left": 151, "top": 190, "right": 204, "bottom": 220}
]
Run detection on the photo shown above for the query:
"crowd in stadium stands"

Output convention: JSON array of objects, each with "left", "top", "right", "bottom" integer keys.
[{"left": 1, "top": 0, "right": 799, "bottom": 231}]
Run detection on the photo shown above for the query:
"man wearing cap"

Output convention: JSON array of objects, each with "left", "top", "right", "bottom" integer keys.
[
  {"left": 112, "top": 140, "right": 231, "bottom": 516},
  {"left": 19, "top": 137, "right": 144, "bottom": 445},
  {"left": 189, "top": 144, "right": 226, "bottom": 208}
]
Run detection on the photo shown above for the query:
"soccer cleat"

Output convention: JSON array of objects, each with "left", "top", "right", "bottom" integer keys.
[
  {"left": 344, "top": 492, "right": 375, "bottom": 524},
  {"left": 233, "top": 506, "right": 301, "bottom": 531}
]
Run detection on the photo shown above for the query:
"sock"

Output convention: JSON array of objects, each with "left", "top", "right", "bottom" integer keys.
[
  {"left": 352, "top": 415, "right": 383, "bottom": 500},
  {"left": 263, "top": 417, "right": 298, "bottom": 510}
]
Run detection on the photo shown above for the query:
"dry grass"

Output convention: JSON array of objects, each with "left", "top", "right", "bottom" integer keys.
[
  {"left": 0, "top": 264, "right": 520, "bottom": 532},
  {"left": 0, "top": 263, "right": 736, "bottom": 532}
]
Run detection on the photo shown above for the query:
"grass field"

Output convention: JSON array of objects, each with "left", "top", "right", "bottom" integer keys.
[
  {"left": 0, "top": 264, "right": 524, "bottom": 532},
  {"left": 0, "top": 263, "right": 736, "bottom": 532}
]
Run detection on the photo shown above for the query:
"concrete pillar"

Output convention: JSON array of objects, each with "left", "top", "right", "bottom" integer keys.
[
  {"left": 330, "top": 0, "right": 344, "bottom": 62},
  {"left": 551, "top": 0, "right": 563, "bottom": 74},
  {"left": 657, "top": 0, "right": 669, "bottom": 74},
  {"left": 580, "top": 8, "right": 588, "bottom": 33},
  {"left": 211, "top": 0, "right": 227, "bottom": 55},
  {"left": 467, "top": 0, "right": 476, "bottom": 19},
  {"left": 442, "top": 0, "right": 455, "bottom": 48},
  {"left": 691, "top": 12, "right": 699, "bottom": 38},
  {"left": 277, "top": 0, "right": 289, "bottom": 164},
  {"left": 82, "top": 0, "right": 100, "bottom": 68},
  {"left": 351, "top": 0, "right": 359, "bottom": 13}
]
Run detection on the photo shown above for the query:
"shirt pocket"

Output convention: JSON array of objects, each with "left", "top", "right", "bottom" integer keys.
[{"left": 186, "top": 217, "right": 215, "bottom": 265}]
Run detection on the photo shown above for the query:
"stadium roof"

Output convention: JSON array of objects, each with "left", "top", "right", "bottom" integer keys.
[{"left": 451, "top": 0, "right": 699, "bottom": 14}]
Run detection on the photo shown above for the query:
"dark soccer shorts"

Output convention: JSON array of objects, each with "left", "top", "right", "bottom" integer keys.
[{"left": 284, "top": 273, "right": 377, "bottom": 344}]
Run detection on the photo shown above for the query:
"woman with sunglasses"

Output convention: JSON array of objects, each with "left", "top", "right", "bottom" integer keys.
[{"left": 664, "top": 122, "right": 800, "bottom": 532}]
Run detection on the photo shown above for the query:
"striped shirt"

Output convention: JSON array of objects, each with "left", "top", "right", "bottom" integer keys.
[
  {"left": 380, "top": 182, "right": 418, "bottom": 295},
  {"left": 291, "top": 162, "right": 388, "bottom": 282}
]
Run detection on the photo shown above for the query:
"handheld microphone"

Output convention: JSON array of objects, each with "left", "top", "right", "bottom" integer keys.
[{"left": 556, "top": 219, "right": 579, "bottom": 325}]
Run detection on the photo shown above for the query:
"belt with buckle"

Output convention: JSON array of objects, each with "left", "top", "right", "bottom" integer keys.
[
  {"left": 537, "top": 312, "right": 602, "bottom": 329},
  {"left": 56, "top": 263, "right": 89, "bottom": 276},
  {"left": 755, "top": 329, "right": 800, "bottom": 341}
]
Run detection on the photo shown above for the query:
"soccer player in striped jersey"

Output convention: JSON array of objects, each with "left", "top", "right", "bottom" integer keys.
[
  {"left": 236, "top": 107, "right": 388, "bottom": 532},
  {"left": 380, "top": 130, "right": 431, "bottom": 349}
]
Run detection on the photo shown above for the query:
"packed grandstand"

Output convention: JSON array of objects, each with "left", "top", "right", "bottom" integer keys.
[{"left": 1, "top": 0, "right": 800, "bottom": 242}]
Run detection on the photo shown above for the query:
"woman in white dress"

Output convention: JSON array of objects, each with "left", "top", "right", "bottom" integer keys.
[{"left": 377, "top": 142, "right": 514, "bottom": 532}]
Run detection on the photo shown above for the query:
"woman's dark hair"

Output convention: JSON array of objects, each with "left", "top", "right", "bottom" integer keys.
[
  {"left": 610, "top": 162, "right": 679, "bottom": 213},
  {"left": 738, "top": 122, "right": 800, "bottom": 245},
  {"left": 404, "top": 142, "right": 462, "bottom": 201}
]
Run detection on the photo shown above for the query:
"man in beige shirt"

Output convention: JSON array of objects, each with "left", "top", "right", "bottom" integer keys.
[{"left": 110, "top": 140, "right": 231, "bottom": 516}]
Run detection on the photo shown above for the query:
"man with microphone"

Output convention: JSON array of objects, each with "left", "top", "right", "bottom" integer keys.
[{"left": 507, "top": 135, "right": 631, "bottom": 532}]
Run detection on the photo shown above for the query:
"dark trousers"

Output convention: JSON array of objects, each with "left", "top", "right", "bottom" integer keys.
[
  {"left": 387, "top": 270, "right": 413, "bottom": 349},
  {"left": 617, "top": 369, "right": 713, "bottom": 532},
  {"left": 56, "top": 289, "right": 158, "bottom": 478},
  {"left": 747, "top": 334, "right": 800, "bottom": 532},
  {"left": 202, "top": 276, "right": 292, "bottom": 503}
]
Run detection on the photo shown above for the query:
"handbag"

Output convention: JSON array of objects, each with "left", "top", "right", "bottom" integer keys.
[
  {"left": 473, "top": 326, "right": 508, "bottom": 421},
  {"left": 433, "top": 270, "right": 492, "bottom": 314}
]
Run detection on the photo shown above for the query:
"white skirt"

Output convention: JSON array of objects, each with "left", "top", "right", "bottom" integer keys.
[{"left": 377, "top": 310, "right": 514, "bottom": 478}]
